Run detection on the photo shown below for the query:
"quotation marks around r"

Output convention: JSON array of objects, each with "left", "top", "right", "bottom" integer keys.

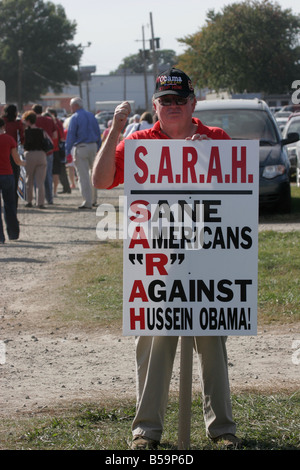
[
  {"left": 96, "top": 198, "right": 124, "bottom": 241},
  {"left": 291, "top": 80, "right": 300, "bottom": 104}
]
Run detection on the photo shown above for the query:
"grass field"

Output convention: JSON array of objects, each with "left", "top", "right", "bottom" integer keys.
[
  {"left": 1, "top": 186, "right": 299, "bottom": 451},
  {"left": 1, "top": 392, "right": 299, "bottom": 450}
]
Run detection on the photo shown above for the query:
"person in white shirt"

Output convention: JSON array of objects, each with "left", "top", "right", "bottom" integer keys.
[
  {"left": 126, "top": 111, "right": 153, "bottom": 136},
  {"left": 123, "top": 114, "right": 140, "bottom": 137}
]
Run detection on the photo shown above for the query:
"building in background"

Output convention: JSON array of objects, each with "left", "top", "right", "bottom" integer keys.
[{"left": 42, "top": 73, "right": 157, "bottom": 115}]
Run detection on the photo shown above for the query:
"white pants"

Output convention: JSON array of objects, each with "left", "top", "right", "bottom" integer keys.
[
  {"left": 73, "top": 142, "right": 97, "bottom": 207},
  {"left": 132, "top": 336, "right": 236, "bottom": 441}
]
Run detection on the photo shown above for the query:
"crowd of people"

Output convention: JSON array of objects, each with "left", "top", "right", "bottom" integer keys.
[{"left": 0, "top": 98, "right": 156, "bottom": 242}]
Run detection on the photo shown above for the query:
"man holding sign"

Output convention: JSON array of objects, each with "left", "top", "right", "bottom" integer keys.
[{"left": 92, "top": 68, "right": 240, "bottom": 449}]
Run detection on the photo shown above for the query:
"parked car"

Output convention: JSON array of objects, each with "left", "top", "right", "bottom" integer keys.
[
  {"left": 296, "top": 141, "right": 300, "bottom": 187},
  {"left": 282, "top": 113, "right": 300, "bottom": 177},
  {"left": 280, "top": 104, "right": 300, "bottom": 113},
  {"left": 274, "top": 110, "right": 292, "bottom": 132},
  {"left": 193, "top": 99, "right": 299, "bottom": 212},
  {"left": 269, "top": 106, "right": 281, "bottom": 115}
]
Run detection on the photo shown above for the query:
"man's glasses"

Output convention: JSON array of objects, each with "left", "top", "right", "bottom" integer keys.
[{"left": 156, "top": 96, "right": 190, "bottom": 106}]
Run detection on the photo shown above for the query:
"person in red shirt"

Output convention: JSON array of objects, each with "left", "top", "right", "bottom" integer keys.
[
  {"left": 46, "top": 108, "right": 71, "bottom": 195},
  {"left": 32, "top": 104, "right": 57, "bottom": 204},
  {"left": 0, "top": 117, "right": 25, "bottom": 243},
  {"left": 2, "top": 104, "right": 24, "bottom": 143},
  {"left": 2, "top": 104, "right": 24, "bottom": 207},
  {"left": 92, "top": 68, "right": 240, "bottom": 450}
]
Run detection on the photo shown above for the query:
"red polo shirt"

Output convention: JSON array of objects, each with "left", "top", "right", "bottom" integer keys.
[
  {"left": 0, "top": 134, "right": 17, "bottom": 175},
  {"left": 110, "top": 118, "right": 230, "bottom": 188},
  {"left": 3, "top": 117, "right": 24, "bottom": 144},
  {"left": 35, "top": 115, "right": 56, "bottom": 137}
]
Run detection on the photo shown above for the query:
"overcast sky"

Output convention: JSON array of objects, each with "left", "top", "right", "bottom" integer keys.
[{"left": 51, "top": 0, "right": 300, "bottom": 75}]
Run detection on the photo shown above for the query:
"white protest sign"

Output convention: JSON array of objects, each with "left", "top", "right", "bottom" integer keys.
[{"left": 123, "top": 139, "right": 259, "bottom": 336}]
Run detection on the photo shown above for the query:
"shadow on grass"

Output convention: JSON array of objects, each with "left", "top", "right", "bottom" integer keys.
[{"left": 259, "top": 184, "right": 300, "bottom": 223}]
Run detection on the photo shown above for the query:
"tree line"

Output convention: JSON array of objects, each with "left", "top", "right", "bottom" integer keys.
[{"left": 1, "top": 0, "right": 299, "bottom": 107}]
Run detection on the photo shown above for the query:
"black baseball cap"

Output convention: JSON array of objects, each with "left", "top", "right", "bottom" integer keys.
[{"left": 153, "top": 68, "right": 194, "bottom": 99}]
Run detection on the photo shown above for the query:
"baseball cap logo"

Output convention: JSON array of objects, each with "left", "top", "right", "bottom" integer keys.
[
  {"left": 154, "top": 68, "right": 194, "bottom": 98},
  {"left": 159, "top": 75, "right": 183, "bottom": 87}
]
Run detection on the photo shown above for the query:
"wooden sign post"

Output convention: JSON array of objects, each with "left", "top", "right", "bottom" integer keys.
[{"left": 178, "top": 336, "right": 194, "bottom": 449}]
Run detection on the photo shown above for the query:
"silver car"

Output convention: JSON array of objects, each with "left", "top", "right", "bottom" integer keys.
[
  {"left": 193, "top": 99, "right": 299, "bottom": 213},
  {"left": 282, "top": 113, "right": 300, "bottom": 177}
]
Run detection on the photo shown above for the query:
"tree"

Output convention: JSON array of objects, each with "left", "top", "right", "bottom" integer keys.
[
  {"left": 0, "top": 0, "right": 81, "bottom": 106},
  {"left": 177, "top": 0, "right": 300, "bottom": 94},
  {"left": 113, "top": 49, "right": 178, "bottom": 74}
]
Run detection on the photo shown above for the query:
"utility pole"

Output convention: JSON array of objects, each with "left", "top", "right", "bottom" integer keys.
[
  {"left": 18, "top": 50, "right": 23, "bottom": 112},
  {"left": 150, "top": 12, "right": 158, "bottom": 82},
  {"left": 78, "top": 42, "right": 91, "bottom": 99},
  {"left": 79, "top": 65, "right": 96, "bottom": 111},
  {"left": 142, "top": 25, "right": 149, "bottom": 110},
  {"left": 123, "top": 65, "right": 127, "bottom": 101},
  {"left": 136, "top": 14, "right": 160, "bottom": 108}
]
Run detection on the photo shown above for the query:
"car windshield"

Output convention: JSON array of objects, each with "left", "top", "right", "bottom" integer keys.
[{"left": 193, "top": 109, "right": 279, "bottom": 143}]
